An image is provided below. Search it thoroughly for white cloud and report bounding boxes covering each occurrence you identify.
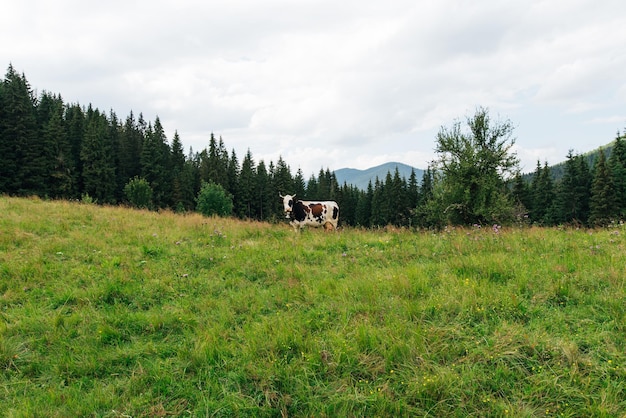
[3,0,626,177]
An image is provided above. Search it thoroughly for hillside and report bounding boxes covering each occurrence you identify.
[334,162,424,190]
[521,140,616,181]
[2,197,625,416]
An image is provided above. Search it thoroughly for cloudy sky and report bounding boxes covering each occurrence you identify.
[3,0,625,177]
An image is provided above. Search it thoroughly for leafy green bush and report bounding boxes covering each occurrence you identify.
[196,182,233,217]
[124,177,153,209]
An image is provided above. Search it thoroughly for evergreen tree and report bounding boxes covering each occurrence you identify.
[608,134,626,218]
[202,133,228,188]
[306,175,318,199]
[0,65,41,195]
[355,181,373,227]
[530,161,555,225]
[107,110,124,201]
[140,117,171,208]
[413,167,436,228]
[555,151,591,225]
[118,112,143,198]
[274,156,293,197]
[338,183,360,227]
[45,105,73,198]
[236,149,256,218]
[226,149,240,199]
[65,104,85,197]
[407,169,419,214]
[389,168,408,226]
[293,168,307,197]
[511,172,531,219]
[370,177,387,226]
[170,131,195,211]
[255,160,271,220]
[589,149,617,226]
[80,107,116,203]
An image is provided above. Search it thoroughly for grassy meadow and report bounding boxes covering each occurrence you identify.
[1,196,625,417]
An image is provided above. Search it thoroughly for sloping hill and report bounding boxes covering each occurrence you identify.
[334,162,424,190]
[521,140,617,181]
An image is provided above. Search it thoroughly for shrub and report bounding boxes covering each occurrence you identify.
[124,177,153,209]
[196,182,233,217]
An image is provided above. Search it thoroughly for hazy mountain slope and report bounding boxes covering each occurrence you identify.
[334,162,424,190]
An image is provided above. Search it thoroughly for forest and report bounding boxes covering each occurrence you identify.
[1,64,625,228]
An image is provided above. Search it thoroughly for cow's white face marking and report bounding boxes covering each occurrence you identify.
[281,194,295,213]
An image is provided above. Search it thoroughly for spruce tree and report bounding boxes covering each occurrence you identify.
[45,107,73,198]
[170,131,195,211]
[140,117,171,208]
[236,149,256,218]
[65,104,85,197]
[1,65,41,195]
[355,181,373,227]
[255,160,271,220]
[589,149,617,226]
[274,156,293,197]
[511,172,531,219]
[555,151,590,225]
[608,134,626,218]
[407,169,419,213]
[226,149,240,199]
[530,161,555,225]
[80,107,116,203]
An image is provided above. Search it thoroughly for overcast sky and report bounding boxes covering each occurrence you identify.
[3,0,625,177]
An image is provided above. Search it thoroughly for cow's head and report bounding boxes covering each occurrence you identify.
[279,193,295,217]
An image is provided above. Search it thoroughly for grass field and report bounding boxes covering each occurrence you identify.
[1,196,625,417]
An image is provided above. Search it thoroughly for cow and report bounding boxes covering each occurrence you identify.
[279,193,339,231]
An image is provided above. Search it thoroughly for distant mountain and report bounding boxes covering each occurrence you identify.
[521,140,617,182]
[334,162,424,190]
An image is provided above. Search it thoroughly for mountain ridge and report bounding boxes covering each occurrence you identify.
[334,162,424,190]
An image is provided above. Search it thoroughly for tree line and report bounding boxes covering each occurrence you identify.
[1,64,625,228]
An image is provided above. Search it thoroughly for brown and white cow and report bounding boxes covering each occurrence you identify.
[279,193,339,231]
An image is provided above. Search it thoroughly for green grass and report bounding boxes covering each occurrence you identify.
[1,196,625,417]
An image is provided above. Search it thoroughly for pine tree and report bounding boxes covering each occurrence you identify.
[293,168,307,198]
[255,160,270,220]
[140,117,171,208]
[370,177,387,226]
[306,175,318,199]
[118,112,143,197]
[608,134,626,218]
[407,169,419,213]
[530,161,555,225]
[511,172,531,218]
[80,107,116,203]
[0,65,41,195]
[589,149,617,226]
[274,156,293,197]
[236,149,256,218]
[226,149,240,198]
[170,131,195,211]
[555,151,591,225]
[45,106,73,198]
[355,181,373,227]
[65,104,85,197]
